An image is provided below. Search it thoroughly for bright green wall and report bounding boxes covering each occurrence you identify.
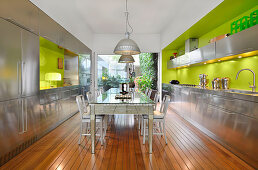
[163,52,258,90]
[164,0,258,50]
[162,50,177,83]
[199,5,258,48]
[40,37,64,90]
[162,5,258,91]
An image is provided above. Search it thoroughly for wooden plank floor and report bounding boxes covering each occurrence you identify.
[0,107,254,170]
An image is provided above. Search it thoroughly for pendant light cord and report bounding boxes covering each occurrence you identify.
[125,0,133,36]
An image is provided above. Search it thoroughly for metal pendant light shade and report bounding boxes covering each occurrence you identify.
[118,55,135,63]
[114,38,141,55]
[114,0,141,57]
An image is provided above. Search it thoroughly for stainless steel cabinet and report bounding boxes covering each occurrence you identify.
[0,0,39,34]
[180,54,190,65]
[181,88,191,118]
[59,29,78,53]
[59,29,71,49]
[200,42,216,60]
[39,87,79,130]
[167,25,258,69]
[39,10,62,45]
[23,96,41,136]
[167,57,180,69]
[0,99,20,158]
[59,29,91,54]
[38,11,91,54]
[0,19,21,101]
[164,84,258,167]
[0,97,40,161]
[0,0,88,165]
[21,30,40,97]
[0,19,39,101]
[189,49,203,64]
[202,102,258,165]
[216,25,258,58]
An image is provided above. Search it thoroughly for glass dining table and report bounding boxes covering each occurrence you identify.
[89,88,155,154]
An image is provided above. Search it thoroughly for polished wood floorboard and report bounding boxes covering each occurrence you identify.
[0,106,254,170]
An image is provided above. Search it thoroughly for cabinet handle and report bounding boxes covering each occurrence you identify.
[18,99,23,134]
[21,62,25,96]
[24,99,28,132]
[17,62,20,96]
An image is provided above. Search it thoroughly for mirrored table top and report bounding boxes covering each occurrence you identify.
[89,88,154,105]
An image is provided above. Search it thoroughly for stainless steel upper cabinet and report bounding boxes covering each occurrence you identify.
[38,10,62,45]
[59,28,91,55]
[21,30,39,97]
[189,49,203,64]
[179,53,190,65]
[0,0,39,35]
[216,25,258,58]
[0,19,21,101]
[59,29,72,50]
[200,42,216,61]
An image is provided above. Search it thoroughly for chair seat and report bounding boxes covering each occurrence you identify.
[82,106,104,119]
[82,113,104,119]
[143,110,164,119]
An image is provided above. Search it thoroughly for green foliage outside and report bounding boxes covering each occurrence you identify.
[101,70,127,90]
[135,53,158,92]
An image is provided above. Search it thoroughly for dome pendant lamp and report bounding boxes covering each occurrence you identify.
[114,0,141,56]
[118,55,135,63]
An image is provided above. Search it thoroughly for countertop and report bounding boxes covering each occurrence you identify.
[163,84,258,103]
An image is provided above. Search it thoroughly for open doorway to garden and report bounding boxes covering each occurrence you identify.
[97,53,158,92]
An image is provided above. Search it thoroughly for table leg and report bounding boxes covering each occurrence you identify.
[148,114,153,154]
[91,106,96,154]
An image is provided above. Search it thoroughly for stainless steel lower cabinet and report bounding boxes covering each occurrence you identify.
[0,86,80,166]
[163,83,258,168]
[0,97,40,165]
[39,86,80,132]
[0,99,20,160]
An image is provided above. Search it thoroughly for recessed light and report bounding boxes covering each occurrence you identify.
[238,56,242,58]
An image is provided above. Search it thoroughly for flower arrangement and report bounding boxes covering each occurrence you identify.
[134,75,152,92]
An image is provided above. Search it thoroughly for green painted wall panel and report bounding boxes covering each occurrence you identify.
[162,50,178,83]
[162,53,258,91]
[162,3,258,91]
[199,5,258,48]
[40,37,64,90]
[164,0,258,50]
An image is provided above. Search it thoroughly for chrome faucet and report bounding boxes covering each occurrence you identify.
[236,69,256,92]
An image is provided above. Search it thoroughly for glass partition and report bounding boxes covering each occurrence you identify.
[79,54,91,88]
[97,55,141,91]
[98,55,127,91]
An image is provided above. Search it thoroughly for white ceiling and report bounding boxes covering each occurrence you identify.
[30,0,223,49]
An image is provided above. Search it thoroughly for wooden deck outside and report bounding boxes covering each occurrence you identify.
[0,106,254,170]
